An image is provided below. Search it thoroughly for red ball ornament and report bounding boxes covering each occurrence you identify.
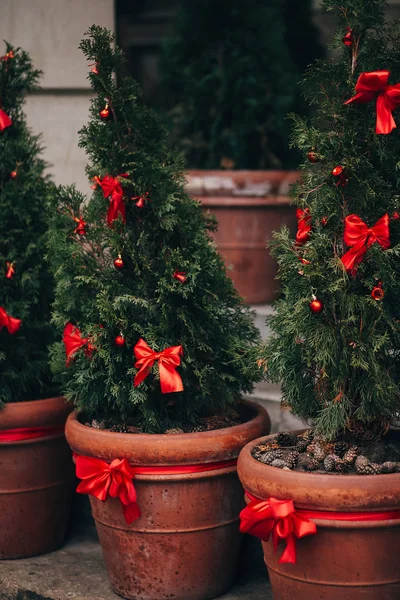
[99,104,111,120]
[310,296,324,313]
[371,286,384,301]
[332,165,343,177]
[10,170,17,179]
[114,254,124,270]
[5,261,15,279]
[321,216,328,226]
[115,333,125,347]
[307,151,318,163]
[74,216,87,236]
[173,270,187,283]
[393,211,400,220]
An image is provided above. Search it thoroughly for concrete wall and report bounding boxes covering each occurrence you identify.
[0,0,115,192]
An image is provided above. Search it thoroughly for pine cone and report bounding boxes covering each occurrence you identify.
[306,457,321,471]
[108,424,128,433]
[313,442,328,461]
[286,450,300,468]
[190,424,207,433]
[357,462,380,475]
[355,455,369,472]
[323,454,336,472]
[380,461,398,474]
[334,457,345,472]
[260,449,284,465]
[334,441,349,456]
[276,431,298,447]
[296,439,309,453]
[300,429,314,442]
[271,458,291,470]
[364,443,386,464]
[165,427,185,434]
[343,446,358,465]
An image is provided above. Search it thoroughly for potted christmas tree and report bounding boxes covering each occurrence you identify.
[238,1,400,598]
[0,44,73,559]
[159,0,299,304]
[48,27,270,600]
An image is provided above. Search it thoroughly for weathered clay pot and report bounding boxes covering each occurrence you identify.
[0,397,74,559]
[186,170,299,304]
[237,431,400,600]
[65,400,270,600]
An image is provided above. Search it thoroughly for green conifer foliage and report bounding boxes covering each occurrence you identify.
[0,44,55,404]
[159,0,297,170]
[262,0,400,441]
[47,27,260,433]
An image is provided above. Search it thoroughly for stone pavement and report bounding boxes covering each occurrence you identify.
[0,510,273,600]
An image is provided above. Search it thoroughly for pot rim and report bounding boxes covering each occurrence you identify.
[65,399,270,466]
[237,431,400,512]
[0,396,70,431]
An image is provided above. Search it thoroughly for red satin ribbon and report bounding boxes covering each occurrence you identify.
[345,70,400,134]
[296,208,311,244]
[0,306,21,334]
[133,338,184,394]
[341,213,390,273]
[0,425,65,443]
[100,174,129,224]
[240,494,317,564]
[63,323,94,365]
[0,109,12,131]
[74,453,237,524]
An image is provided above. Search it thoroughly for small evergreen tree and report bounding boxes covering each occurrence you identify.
[47,27,260,433]
[0,44,55,404]
[261,0,400,441]
[159,0,297,170]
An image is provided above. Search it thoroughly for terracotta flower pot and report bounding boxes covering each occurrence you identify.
[186,170,299,304]
[0,396,74,559]
[237,431,400,600]
[65,399,270,600]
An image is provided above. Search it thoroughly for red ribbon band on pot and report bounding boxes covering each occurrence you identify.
[73,453,237,525]
[241,491,400,564]
[0,425,65,443]
[345,70,400,134]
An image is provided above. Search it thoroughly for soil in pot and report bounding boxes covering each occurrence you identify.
[66,399,270,600]
[0,397,74,559]
[237,430,400,600]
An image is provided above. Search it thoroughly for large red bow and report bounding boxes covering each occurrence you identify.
[0,307,21,334]
[75,455,140,525]
[240,496,317,564]
[345,70,400,134]
[134,338,184,394]
[341,214,390,273]
[100,174,129,224]
[63,323,94,365]
[296,208,311,244]
[0,109,12,131]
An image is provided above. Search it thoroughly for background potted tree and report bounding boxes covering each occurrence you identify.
[0,44,73,559]
[48,26,270,600]
[238,0,400,598]
[159,0,300,304]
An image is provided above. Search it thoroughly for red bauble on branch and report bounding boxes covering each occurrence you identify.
[115,333,125,347]
[10,170,17,179]
[332,165,347,187]
[371,282,384,301]
[1,51,14,62]
[74,216,87,236]
[307,151,319,163]
[310,296,324,313]
[99,103,111,121]
[342,27,353,47]
[173,270,187,283]
[5,261,15,279]
[114,254,124,270]
[132,192,150,208]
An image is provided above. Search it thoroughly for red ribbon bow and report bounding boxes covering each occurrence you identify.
[296,208,312,244]
[134,338,184,394]
[1,51,14,61]
[63,323,94,365]
[240,496,317,564]
[100,174,129,224]
[75,455,141,525]
[0,307,21,334]
[341,213,390,273]
[345,70,400,134]
[0,109,12,131]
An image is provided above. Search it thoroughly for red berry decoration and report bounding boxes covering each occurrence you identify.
[115,333,125,347]
[99,103,111,120]
[343,27,353,47]
[307,151,318,163]
[114,254,124,270]
[10,170,17,179]
[310,296,324,313]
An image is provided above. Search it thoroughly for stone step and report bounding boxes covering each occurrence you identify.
[0,510,273,600]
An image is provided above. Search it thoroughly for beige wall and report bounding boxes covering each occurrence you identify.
[0,0,115,192]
